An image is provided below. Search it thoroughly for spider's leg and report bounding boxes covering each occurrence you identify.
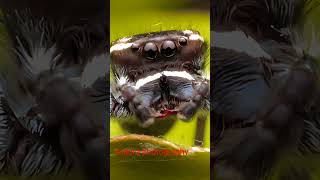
[120,82,161,127]
[177,78,209,121]
[214,63,317,179]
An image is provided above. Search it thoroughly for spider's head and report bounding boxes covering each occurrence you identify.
[111,30,207,81]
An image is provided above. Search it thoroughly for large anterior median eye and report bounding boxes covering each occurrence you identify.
[143,42,158,59]
[161,40,176,57]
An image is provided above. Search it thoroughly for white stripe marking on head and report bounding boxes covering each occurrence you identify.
[189,34,204,42]
[183,30,194,35]
[110,43,133,53]
[162,71,195,80]
[118,37,132,43]
[133,71,195,89]
[134,73,162,89]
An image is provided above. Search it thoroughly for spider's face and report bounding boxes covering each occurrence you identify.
[111,30,206,81]
[111,30,209,129]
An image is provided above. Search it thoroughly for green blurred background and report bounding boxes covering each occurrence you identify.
[110,0,210,147]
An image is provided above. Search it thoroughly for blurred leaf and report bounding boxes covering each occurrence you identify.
[110,134,210,180]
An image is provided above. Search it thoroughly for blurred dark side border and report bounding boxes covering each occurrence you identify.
[0,0,110,179]
[211,0,320,180]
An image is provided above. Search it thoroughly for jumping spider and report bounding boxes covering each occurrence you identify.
[111,30,209,130]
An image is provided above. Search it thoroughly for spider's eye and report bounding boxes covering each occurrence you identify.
[178,37,188,46]
[131,43,140,52]
[161,40,176,58]
[143,42,158,59]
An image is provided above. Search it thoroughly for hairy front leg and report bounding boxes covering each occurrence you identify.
[213,63,317,180]
[117,80,162,127]
[178,79,209,120]
[165,75,209,121]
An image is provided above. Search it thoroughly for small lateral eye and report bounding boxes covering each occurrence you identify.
[143,42,158,60]
[178,37,188,46]
[131,43,140,52]
[161,40,176,57]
